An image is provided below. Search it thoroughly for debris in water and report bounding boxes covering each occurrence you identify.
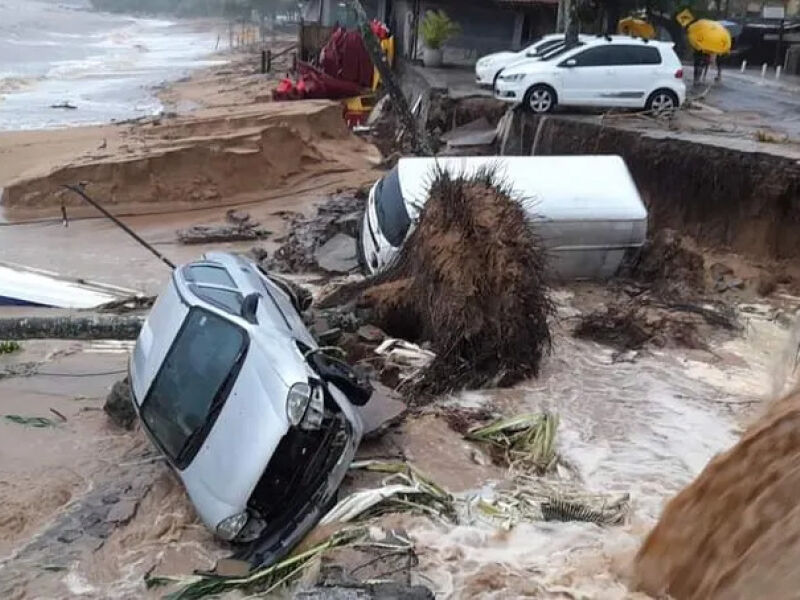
[322,461,457,525]
[541,498,627,525]
[149,528,364,600]
[4,414,60,428]
[177,210,270,244]
[0,340,21,354]
[574,296,741,352]
[468,474,630,529]
[465,413,559,474]
[441,406,496,436]
[348,169,554,395]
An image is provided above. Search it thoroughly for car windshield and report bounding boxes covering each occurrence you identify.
[140,308,247,467]
[540,42,582,61]
[374,166,411,247]
[527,38,564,56]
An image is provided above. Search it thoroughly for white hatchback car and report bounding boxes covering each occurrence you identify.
[494,37,685,114]
[475,34,590,87]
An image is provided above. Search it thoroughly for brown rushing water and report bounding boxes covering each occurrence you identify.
[0,295,796,599]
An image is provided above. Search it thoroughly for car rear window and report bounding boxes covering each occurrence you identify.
[140,308,246,467]
[186,264,235,287]
[183,262,243,316]
[374,166,411,247]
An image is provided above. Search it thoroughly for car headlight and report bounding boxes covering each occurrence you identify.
[499,73,525,82]
[287,382,311,426]
[216,511,249,540]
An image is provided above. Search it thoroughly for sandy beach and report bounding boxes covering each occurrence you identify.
[0,42,381,294]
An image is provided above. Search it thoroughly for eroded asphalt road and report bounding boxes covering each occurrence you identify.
[700,73,800,140]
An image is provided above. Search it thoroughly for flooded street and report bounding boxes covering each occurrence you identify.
[0,285,795,598]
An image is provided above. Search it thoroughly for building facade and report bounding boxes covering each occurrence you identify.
[303,0,558,63]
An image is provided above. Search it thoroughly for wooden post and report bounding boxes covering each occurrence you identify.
[267,49,272,72]
[261,50,267,73]
[292,51,298,73]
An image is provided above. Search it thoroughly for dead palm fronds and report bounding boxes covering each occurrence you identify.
[466,412,559,474]
[322,461,457,525]
[147,529,363,600]
[467,474,630,529]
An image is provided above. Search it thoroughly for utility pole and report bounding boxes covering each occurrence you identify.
[349,0,432,155]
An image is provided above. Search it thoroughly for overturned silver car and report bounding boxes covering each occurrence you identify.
[129,252,370,564]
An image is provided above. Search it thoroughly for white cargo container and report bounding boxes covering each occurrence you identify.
[359,155,647,280]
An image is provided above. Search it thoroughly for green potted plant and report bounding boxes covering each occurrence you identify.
[420,10,461,67]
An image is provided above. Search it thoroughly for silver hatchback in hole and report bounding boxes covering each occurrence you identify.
[129,251,370,566]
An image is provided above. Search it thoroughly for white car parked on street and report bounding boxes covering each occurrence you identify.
[475,34,590,87]
[494,37,685,114]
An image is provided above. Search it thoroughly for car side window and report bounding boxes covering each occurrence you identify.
[568,45,630,67]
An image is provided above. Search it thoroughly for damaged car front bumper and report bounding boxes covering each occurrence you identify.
[237,384,362,567]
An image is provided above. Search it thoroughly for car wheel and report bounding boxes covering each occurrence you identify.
[646,89,679,116]
[524,85,556,114]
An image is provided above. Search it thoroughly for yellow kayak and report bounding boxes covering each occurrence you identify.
[618,17,656,40]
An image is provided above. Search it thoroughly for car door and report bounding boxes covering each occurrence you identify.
[557,45,622,105]
[603,45,663,107]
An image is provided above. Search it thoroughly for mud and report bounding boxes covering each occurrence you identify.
[507,113,800,261]
[633,388,800,599]
[1,101,376,213]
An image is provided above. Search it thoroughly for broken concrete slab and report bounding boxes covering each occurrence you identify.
[355,382,406,437]
[440,116,497,149]
[315,234,359,274]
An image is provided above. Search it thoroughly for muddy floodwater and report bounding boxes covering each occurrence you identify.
[0,288,796,599]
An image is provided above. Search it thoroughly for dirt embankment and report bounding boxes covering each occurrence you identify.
[1,101,373,211]
[633,387,800,599]
[508,113,800,261]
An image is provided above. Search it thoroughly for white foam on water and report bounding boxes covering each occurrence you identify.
[0,1,220,130]
[411,293,800,597]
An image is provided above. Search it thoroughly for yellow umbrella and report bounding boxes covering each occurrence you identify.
[686,19,732,55]
[618,17,656,40]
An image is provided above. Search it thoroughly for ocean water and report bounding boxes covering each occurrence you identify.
[0,0,223,130]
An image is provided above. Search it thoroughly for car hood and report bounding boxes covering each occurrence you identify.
[502,57,555,76]
[478,51,519,66]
